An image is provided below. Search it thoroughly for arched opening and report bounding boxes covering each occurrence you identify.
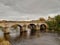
[9,24,23,39]
[28,24,36,36]
[40,24,46,32]
[16,24,23,36]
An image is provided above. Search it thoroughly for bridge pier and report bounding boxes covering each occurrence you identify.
[3,27,10,41]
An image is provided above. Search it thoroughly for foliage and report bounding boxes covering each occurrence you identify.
[0,26,3,30]
[54,15,60,34]
[46,20,56,31]
[55,15,60,24]
[46,15,60,34]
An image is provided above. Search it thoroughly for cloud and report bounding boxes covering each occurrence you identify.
[0,3,31,21]
[0,0,60,20]
[0,0,60,14]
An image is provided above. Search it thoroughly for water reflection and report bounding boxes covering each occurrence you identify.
[0,28,60,45]
[9,26,20,38]
[9,32,60,45]
[9,28,41,42]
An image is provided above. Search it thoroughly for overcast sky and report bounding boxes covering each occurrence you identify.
[0,0,60,21]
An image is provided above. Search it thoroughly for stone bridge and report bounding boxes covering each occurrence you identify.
[0,20,49,40]
[0,20,48,32]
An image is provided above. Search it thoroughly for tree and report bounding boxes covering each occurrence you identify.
[54,15,60,34]
[46,20,56,32]
[46,16,57,32]
[55,15,60,24]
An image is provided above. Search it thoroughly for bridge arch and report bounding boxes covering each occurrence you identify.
[28,24,36,29]
[40,24,47,32]
[9,24,23,38]
[28,24,36,36]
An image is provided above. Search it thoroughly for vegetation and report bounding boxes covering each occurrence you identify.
[46,15,60,34]
[54,15,60,34]
[46,20,56,32]
[0,26,3,30]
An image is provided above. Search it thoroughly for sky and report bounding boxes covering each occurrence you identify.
[0,0,60,21]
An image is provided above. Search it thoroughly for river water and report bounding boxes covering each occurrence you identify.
[0,29,60,45]
[10,32,60,45]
